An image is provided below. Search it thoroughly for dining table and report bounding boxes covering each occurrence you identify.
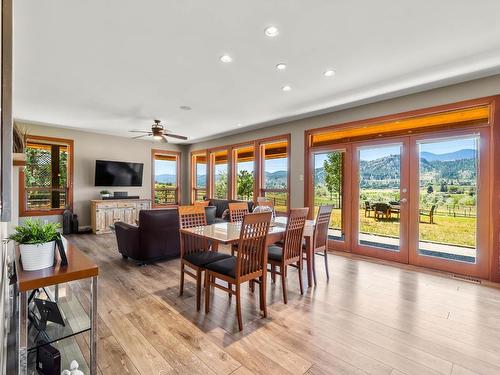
[179,216,317,287]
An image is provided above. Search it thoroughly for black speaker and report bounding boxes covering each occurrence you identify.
[36,344,61,375]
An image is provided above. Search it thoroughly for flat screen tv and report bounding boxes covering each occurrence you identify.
[94,160,144,187]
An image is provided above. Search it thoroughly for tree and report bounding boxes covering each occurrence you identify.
[427,185,434,194]
[440,181,448,192]
[323,152,342,206]
[237,170,254,200]
[214,170,228,198]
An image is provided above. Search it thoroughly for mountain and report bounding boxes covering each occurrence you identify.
[313,149,476,189]
[420,149,475,161]
[264,170,287,188]
[155,174,177,184]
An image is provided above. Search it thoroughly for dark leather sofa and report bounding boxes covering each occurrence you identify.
[115,208,180,263]
[205,199,254,223]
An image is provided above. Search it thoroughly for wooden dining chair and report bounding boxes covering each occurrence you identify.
[228,202,249,256]
[194,200,210,207]
[228,202,249,222]
[178,205,231,311]
[267,208,309,304]
[306,205,333,285]
[204,211,272,331]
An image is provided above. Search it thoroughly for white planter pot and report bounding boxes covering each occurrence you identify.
[19,241,55,271]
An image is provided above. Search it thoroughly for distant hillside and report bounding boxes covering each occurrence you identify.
[314,149,476,189]
[155,174,176,184]
[420,149,475,161]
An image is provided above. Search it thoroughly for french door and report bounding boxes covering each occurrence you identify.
[352,137,410,263]
[311,128,490,278]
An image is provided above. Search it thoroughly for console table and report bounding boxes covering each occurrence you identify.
[90,198,151,234]
[15,239,99,375]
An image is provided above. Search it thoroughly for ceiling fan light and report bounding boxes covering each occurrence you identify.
[153,135,162,140]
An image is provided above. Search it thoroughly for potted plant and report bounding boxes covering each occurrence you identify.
[8,219,61,271]
[100,190,111,198]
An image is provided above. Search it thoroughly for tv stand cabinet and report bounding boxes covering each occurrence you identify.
[90,198,151,234]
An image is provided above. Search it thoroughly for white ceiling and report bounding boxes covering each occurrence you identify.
[13,0,500,144]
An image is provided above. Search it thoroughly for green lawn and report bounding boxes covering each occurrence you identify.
[313,206,476,248]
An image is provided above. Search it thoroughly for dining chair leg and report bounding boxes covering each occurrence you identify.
[228,282,232,301]
[324,249,330,280]
[179,262,185,296]
[236,285,243,331]
[260,275,267,318]
[204,271,211,314]
[196,269,202,311]
[297,260,304,295]
[281,265,288,304]
[312,251,318,286]
[271,264,276,283]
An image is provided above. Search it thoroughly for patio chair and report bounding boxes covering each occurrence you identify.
[364,201,374,217]
[373,203,391,220]
[420,205,436,224]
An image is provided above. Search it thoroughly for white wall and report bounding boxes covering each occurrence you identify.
[16,122,187,226]
[187,74,500,208]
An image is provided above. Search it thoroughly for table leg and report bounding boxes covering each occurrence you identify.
[90,276,98,375]
[18,290,28,375]
[54,283,59,302]
[305,237,313,288]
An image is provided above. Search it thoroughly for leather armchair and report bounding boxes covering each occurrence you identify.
[114,208,180,263]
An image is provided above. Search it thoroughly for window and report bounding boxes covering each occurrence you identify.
[20,136,73,216]
[233,145,255,201]
[194,135,290,208]
[191,151,207,202]
[259,138,289,213]
[210,149,229,199]
[152,149,180,206]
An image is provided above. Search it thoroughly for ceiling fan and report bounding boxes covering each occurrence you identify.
[129,120,188,142]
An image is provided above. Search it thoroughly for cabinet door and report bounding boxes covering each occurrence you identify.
[95,209,107,232]
[123,208,134,224]
[105,209,115,228]
[113,208,125,222]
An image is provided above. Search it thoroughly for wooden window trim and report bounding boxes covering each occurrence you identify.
[257,134,291,215]
[193,134,291,210]
[19,135,74,217]
[190,149,209,204]
[151,149,181,207]
[303,95,500,283]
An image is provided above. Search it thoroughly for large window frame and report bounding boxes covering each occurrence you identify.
[151,149,181,207]
[192,134,290,214]
[191,150,208,202]
[304,95,500,282]
[19,135,74,217]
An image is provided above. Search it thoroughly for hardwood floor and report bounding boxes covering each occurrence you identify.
[66,233,500,375]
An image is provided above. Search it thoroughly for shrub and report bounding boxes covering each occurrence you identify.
[8,219,61,245]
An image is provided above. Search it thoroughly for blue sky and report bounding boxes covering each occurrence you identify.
[314,137,477,166]
[155,160,177,176]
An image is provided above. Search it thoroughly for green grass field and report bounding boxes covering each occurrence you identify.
[313,206,476,248]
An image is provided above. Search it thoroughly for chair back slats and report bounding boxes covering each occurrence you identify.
[314,205,333,250]
[228,202,249,222]
[283,208,309,261]
[178,205,209,256]
[236,211,272,278]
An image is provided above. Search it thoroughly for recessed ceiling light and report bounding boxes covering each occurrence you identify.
[276,63,287,70]
[324,69,336,77]
[179,105,192,110]
[264,26,279,37]
[237,123,243,127]
[220,54,233,63]
[282,85,292,92]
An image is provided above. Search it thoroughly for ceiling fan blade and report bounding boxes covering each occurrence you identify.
[132,134,151,139]
[129,130,150,133]
[161,135,169,143]
[164,133,188,140]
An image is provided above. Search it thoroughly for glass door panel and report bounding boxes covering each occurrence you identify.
[358,144,402,251]
[417,136,478,263]
[313,151,345,241]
